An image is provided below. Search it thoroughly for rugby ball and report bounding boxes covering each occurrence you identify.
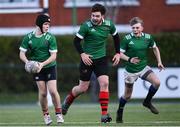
[25,61,40,73]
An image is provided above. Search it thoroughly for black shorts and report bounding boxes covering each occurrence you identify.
[33,65,57,81]
[79,56,108,81]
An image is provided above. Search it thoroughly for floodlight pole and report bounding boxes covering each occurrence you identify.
[72,0,77,33]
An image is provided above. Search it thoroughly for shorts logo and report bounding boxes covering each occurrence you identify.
[82,69,88,73]
[48,74,51,79]
[35,76,39,80]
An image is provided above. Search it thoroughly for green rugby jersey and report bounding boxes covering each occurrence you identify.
[76,19,117,59]
[19,31,57,68]
[120,33,156,73]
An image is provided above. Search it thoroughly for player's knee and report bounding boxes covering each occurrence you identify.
[79,83,89,92]
[49,91,58,98]
[124,95,131,100]
[154,79,160,88]
[40,92,47,98]
[99,80,109,89]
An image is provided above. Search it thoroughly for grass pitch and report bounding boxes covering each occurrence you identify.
[0,102,180,126]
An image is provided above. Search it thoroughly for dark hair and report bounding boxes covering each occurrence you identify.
[129,17,143,26]
[36,14,50,26]
[35,14,50,32]
[91,3,106,15]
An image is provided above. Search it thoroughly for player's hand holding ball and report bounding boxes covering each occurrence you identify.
[36,62,44,73]
[25,61,40,73]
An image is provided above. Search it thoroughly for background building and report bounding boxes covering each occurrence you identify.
[0,0,180,35]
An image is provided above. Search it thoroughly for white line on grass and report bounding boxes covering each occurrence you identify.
[0,120,180,126]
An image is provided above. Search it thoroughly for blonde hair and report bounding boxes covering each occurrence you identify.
[129,17,143,26]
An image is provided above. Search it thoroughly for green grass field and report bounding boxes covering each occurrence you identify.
[0,102,180,126]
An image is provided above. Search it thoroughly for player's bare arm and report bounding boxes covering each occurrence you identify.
[37,52,57,72]
[120,52,140,64]
[19,50,28,63]
[152,47,165,71]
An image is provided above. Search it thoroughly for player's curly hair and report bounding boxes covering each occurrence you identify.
[129,17,144,26]
[91,3,106,15]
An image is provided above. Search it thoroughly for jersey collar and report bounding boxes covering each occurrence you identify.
[33,29,47,38]
[90,18,105,26]
[131,32,144,37]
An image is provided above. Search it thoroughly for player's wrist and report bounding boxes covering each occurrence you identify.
[80,52,86,56]
[158,61,162,64]
[25,60,29,64]
[128,57,132,63]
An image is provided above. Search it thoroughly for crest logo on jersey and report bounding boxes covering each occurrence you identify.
[27,40,33,49]
[28,40,33,46]
[44,41,49,46]
[144,39,148,43]
[129,41,134,45]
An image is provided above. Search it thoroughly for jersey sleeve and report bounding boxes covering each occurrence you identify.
[149,35,157,48]
[110,20,117,36]
[19,35,29,52]
[76,23,88,39]
[49,35,58,53]
[120,37,128,53]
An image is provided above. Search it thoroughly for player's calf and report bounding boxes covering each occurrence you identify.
[62,102,70,115]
